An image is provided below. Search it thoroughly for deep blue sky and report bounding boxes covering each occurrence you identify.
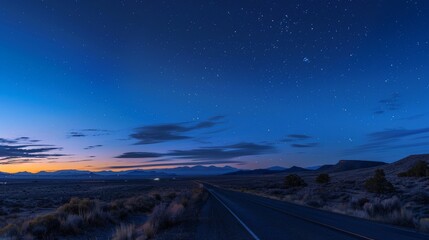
[1,0,429,172]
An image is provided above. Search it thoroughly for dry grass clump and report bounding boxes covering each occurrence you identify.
[0,195,159,239]
[109,195,157,220]
[142,197,187,238]
[141,185,205,239]
[361,196,414,226]
[112,224,144,240]
[419,218,429,232]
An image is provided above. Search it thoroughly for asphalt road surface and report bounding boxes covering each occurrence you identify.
[198,183,429,240]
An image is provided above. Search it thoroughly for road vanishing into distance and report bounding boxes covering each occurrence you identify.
[197,183,429,240]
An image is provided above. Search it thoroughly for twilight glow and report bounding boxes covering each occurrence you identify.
[1,1,429,173]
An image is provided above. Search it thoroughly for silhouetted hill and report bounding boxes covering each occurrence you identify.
[226,166,309,175]
[382,154,429,175]
[160,165,238,175]
[267,166,287,171]
[319,160,386,173]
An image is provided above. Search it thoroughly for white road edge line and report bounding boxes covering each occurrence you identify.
[207,188,261,240]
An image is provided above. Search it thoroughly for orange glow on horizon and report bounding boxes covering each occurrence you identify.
[0,160,239,173]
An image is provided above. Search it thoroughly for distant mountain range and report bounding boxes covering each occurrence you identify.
[317,160,386,173]
[3,155,424,179]
[0,165,239,179]
[225,166,309,175]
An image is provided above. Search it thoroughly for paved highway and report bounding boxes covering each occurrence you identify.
[198,183,429,240]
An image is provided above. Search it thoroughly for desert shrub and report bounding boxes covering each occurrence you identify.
[59,214,84,234]
[58,198,111,226]
[142,200,186,238]
[112,224,138,240]
[124,196,156,213]
[284,174,307,188]
[419,218,429,232]
[142,203,168,238]
[364,169,395,194]
[350,197,369,210]
[316,173,330,184]
[398,161,429,177]
[363,196,414,226]
[142,186,205,238]
[26,214,61,238]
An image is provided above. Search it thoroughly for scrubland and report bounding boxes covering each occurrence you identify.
[0,179,206,239]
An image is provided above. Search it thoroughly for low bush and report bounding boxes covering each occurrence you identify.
[364,169,395,194]
[284,174,307,189]
[398,161,429,177]
[316,173,330,184]
[112,224,139,240]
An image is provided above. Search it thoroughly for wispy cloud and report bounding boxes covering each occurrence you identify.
[130,116,225,145]
[368,127,429,141]
[0,145,65,164]
[291,143,318,148]
[347,126,429,154]
[116,142,275,161]
[107,160,243,169]
[0,137,66,165]
[84,145,103,150]
[67,129,110,138]
[280,134,318,148]
[373,93,400,115]
[281,134,312,142]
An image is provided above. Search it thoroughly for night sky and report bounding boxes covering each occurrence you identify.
[1,1,429,173]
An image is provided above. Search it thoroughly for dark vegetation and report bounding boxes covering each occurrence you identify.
[364,169,395,194]
[284,174,307,188]
[398,161,429,177]
[316,173,330,184]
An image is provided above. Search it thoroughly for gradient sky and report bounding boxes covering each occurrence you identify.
[1,0,429,173]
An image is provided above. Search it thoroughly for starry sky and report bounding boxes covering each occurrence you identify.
[1,0,429,173]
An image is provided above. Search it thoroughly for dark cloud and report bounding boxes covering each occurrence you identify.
[0,138,17,144]
[116,142,275,161]
[291,143,318,148]
[130,116,225,144]
[281,134,312,142]
[84,145,103,150]
[107,160,243,169]
[68,129,110,138]
[373,93,400,114]
[0,144,66,164]
[288,134,312,139]
[0,137,40,144]
[67,159,93,163]
[116,152,164,158]
[68,132,86,137]
[347,126,429,154]
[368,127,429,141]
[347,141,429,154]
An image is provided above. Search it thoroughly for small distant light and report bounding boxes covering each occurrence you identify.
[153,178,160,181]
